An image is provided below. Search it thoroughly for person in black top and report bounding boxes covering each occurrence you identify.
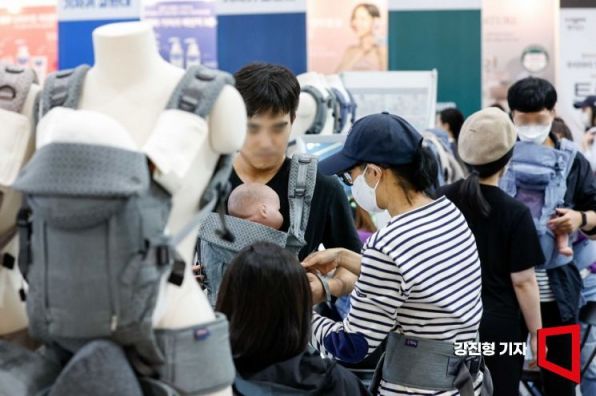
[217,242,369,395]
[224,63,362,260]
[438,108,544,396]
[507,78,596,396]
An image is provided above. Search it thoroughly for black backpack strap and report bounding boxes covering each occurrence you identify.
[0,62,38,113]
[39,65,90,118]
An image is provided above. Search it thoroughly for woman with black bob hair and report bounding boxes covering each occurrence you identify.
[438,108,543,396]
[215,241,368,395]
[303,112,490,395]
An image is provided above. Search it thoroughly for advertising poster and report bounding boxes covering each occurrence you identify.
[307,0,388,74]
[481,0,557,108]
[559,0,596,141]
[144,0,217,69]
[0,4,57,81]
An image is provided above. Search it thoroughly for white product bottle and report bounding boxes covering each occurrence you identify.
[168,37,184,68]
[184,38,201,68]
[15,41,30,68]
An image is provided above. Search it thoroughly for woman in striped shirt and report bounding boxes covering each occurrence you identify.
[303,112,489,395]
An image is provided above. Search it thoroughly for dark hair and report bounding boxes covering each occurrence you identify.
[215,242,312,374]
[439,108,465,140]
[234,63,301,121]
[352,3,381,19]
[458,149,514,218]
[507,77,557,113]
[488,103,505,112]
[552,117,573,141]
[385,145,439,203]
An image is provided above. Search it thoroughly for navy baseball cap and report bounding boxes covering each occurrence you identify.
[319,112,423,176]
[574,95,596,109]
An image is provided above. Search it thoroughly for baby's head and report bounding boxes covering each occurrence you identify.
[228,183,284,230]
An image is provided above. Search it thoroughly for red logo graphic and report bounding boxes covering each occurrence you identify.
[537,324,581,384]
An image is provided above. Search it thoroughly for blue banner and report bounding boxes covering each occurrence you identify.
[217,12,306,74]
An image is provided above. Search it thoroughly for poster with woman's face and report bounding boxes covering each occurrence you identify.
[307,0,388,74]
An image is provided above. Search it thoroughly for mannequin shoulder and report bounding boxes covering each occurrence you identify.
[208,85,247,153]
[211,85,245,113]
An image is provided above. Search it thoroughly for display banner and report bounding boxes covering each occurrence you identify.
[216,0,306,74]
[58,0,142,69]
[144,0,217,69]
[559,0,596,141]
[481,0,558,109]
[307,0,388,74]
[388,0,481,117]
[0,4,57,81]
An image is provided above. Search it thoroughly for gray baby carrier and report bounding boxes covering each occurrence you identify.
[197,155,317,306]
[7,65,236,395]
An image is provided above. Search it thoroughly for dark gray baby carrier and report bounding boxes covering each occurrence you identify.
[4,65,236,396]
[197,155,317,306]
[370,333,493,396]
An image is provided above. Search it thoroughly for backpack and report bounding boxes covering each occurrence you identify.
[9,64,236,394]
[499,139,578,270]
[197,154,317,306]
[422,128,466,186]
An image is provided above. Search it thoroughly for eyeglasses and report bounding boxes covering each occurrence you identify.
[339,172,354,186]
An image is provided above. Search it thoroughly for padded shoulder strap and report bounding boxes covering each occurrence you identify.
[39,65,90,118]
[559,138,579,178]
[287,154,317,248]
[166,65,234,118]
[0,63,38,113]
[301,85,328,135]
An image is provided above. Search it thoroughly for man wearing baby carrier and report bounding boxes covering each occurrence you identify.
[194,63,362,305]
[502,77,596,396]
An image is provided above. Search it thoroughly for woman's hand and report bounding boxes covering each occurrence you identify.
[302,248,362,276]
[306,273,326,305]
[302,248,344,275]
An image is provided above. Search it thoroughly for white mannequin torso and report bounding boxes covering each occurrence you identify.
[69,21,244,396]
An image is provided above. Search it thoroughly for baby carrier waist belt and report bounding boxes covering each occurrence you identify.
[373,333,493,396]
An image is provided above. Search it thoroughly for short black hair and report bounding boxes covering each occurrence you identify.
[234,63,300,121]
[215,242,312,374]
[507,77,557,113]
[439,108,464,140]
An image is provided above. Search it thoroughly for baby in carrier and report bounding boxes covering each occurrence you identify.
[227,183,284,230]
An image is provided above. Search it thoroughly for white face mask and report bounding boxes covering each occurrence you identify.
[516,122,552,144]
[351,165,383,214]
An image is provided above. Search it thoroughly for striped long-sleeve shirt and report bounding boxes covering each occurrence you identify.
[312,197,484,395]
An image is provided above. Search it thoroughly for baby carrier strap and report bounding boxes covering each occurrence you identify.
[0,62,38,114]
[39,65,89,117]
[559,138,579,183]
[286,154,317,252]
[167,66,237,247]
[301,85,329,135]
[165,65,234,119]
